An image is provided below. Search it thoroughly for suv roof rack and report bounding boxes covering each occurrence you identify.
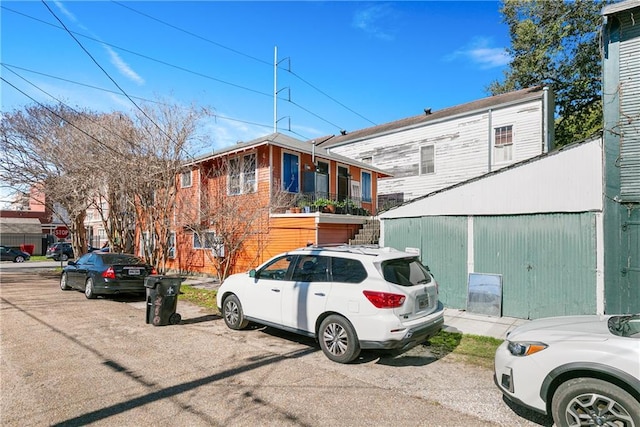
[297,244,402,256]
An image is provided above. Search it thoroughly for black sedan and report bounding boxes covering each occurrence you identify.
[0,245,31,263]
[60,252,156,299]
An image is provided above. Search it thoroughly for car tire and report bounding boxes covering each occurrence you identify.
[61,254,69,261]
[552,377,640,427]
[14,256,25,263]
[60,273,71,290]
[318,315,361,363]
[222,295,249,330]
[84,278,96,299]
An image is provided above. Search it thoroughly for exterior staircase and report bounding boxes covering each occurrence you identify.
[349,218,380,245]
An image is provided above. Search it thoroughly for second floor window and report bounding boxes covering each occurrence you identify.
[420,145,435,175]
[181,171,192,188]
[228,153,257,195]
[361,171,372,202]
[494,125,513,162]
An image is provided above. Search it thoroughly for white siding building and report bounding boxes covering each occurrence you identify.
[317,86,554,206]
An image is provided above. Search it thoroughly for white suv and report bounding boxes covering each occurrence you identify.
[494,314,640,426]
[216,245,444,363]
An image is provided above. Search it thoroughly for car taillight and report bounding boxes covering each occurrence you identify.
[151,267,157,274]
[102,267,116,279]
[363,291,406,308]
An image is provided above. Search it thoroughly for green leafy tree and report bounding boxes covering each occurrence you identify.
[489,0,610,146]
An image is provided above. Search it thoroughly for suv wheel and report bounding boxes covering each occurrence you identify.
[319,315,361,363]
[552,377,640,427]
[61,253,69,261]
[222,295,249,330]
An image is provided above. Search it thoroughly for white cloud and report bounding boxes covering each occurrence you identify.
[445,37,511,69]
[352,4,397,41]
[104,46,145,86]
[54,1,145,85]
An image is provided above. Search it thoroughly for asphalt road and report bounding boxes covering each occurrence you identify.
[0,269,551,426]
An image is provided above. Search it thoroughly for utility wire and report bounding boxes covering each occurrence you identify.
[1,76,128,159]
[40,0,180,146]
[112,1,272,67]
[2,63,139,151]
[1,63,276,132]
[109,1,376,127]
[4,3,354,137]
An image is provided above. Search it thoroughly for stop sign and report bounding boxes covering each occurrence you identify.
[53,226,69,239]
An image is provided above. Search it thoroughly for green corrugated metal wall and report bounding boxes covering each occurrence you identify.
[383,216,468,308]
[474,214,597,319]
[382,212,598,319]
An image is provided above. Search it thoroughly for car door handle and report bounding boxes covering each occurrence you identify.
[314,292,326,297]
[271,288,281,293]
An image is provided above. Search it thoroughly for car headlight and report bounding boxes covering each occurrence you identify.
[507,341,548,356]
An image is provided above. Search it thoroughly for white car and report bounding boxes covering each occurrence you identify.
[216,245,444,363]
[494,314,640,427]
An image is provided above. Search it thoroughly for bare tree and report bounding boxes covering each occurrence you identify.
[0,103,104,255]
[127,100,213,272]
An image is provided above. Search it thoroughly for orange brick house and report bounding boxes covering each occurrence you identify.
[166,132,391,278]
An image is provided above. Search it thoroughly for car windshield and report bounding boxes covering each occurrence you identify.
[381,257,431,287]
[608,314,640,338]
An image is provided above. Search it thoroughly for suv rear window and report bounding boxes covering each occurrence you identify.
[331,257,367,283]
[382,258,432,287]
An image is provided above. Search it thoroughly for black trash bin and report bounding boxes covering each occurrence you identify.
[145,275,184,326]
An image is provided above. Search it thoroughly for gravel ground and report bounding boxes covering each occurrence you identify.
[1,270,551,426]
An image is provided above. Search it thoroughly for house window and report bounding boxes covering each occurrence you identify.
[181,170,192,188]
[228,153,256,195]
[242,153,257,193]
[494,125,513,162]
[283,152,299,193]
[193,230,224,257]
[168,231,176,259]
[361,171,372,202]
[420,145,435,175]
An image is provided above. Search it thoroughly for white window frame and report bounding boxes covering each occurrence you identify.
[180,170,193,188]
[494,125,514,163]
[420,144,435,175]
[193,230,225,258]
[228,152,257,195]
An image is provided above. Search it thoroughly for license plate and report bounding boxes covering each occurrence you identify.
[127,268,140,275]
[418,296,429,310]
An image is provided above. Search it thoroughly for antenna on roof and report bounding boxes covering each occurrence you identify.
[424,108,432,115]
[340,130,347,135]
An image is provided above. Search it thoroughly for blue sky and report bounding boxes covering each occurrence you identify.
[1,1,510,153]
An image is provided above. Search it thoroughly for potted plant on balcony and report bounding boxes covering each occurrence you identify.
[298,199,312,213]
[313,198,335,213]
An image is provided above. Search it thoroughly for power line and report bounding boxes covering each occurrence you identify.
[40,0,180,147]
[1,63,276,133]
[4,3,360,137]
[109,1,376,127]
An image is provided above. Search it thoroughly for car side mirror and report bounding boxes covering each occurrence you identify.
[68,260,76,266]
[249,269,256,278]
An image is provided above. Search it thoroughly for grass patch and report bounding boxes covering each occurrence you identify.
[30,256,48,262]
[175,285,503,367]
[179,285,218,312]
[429,330,503,368]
